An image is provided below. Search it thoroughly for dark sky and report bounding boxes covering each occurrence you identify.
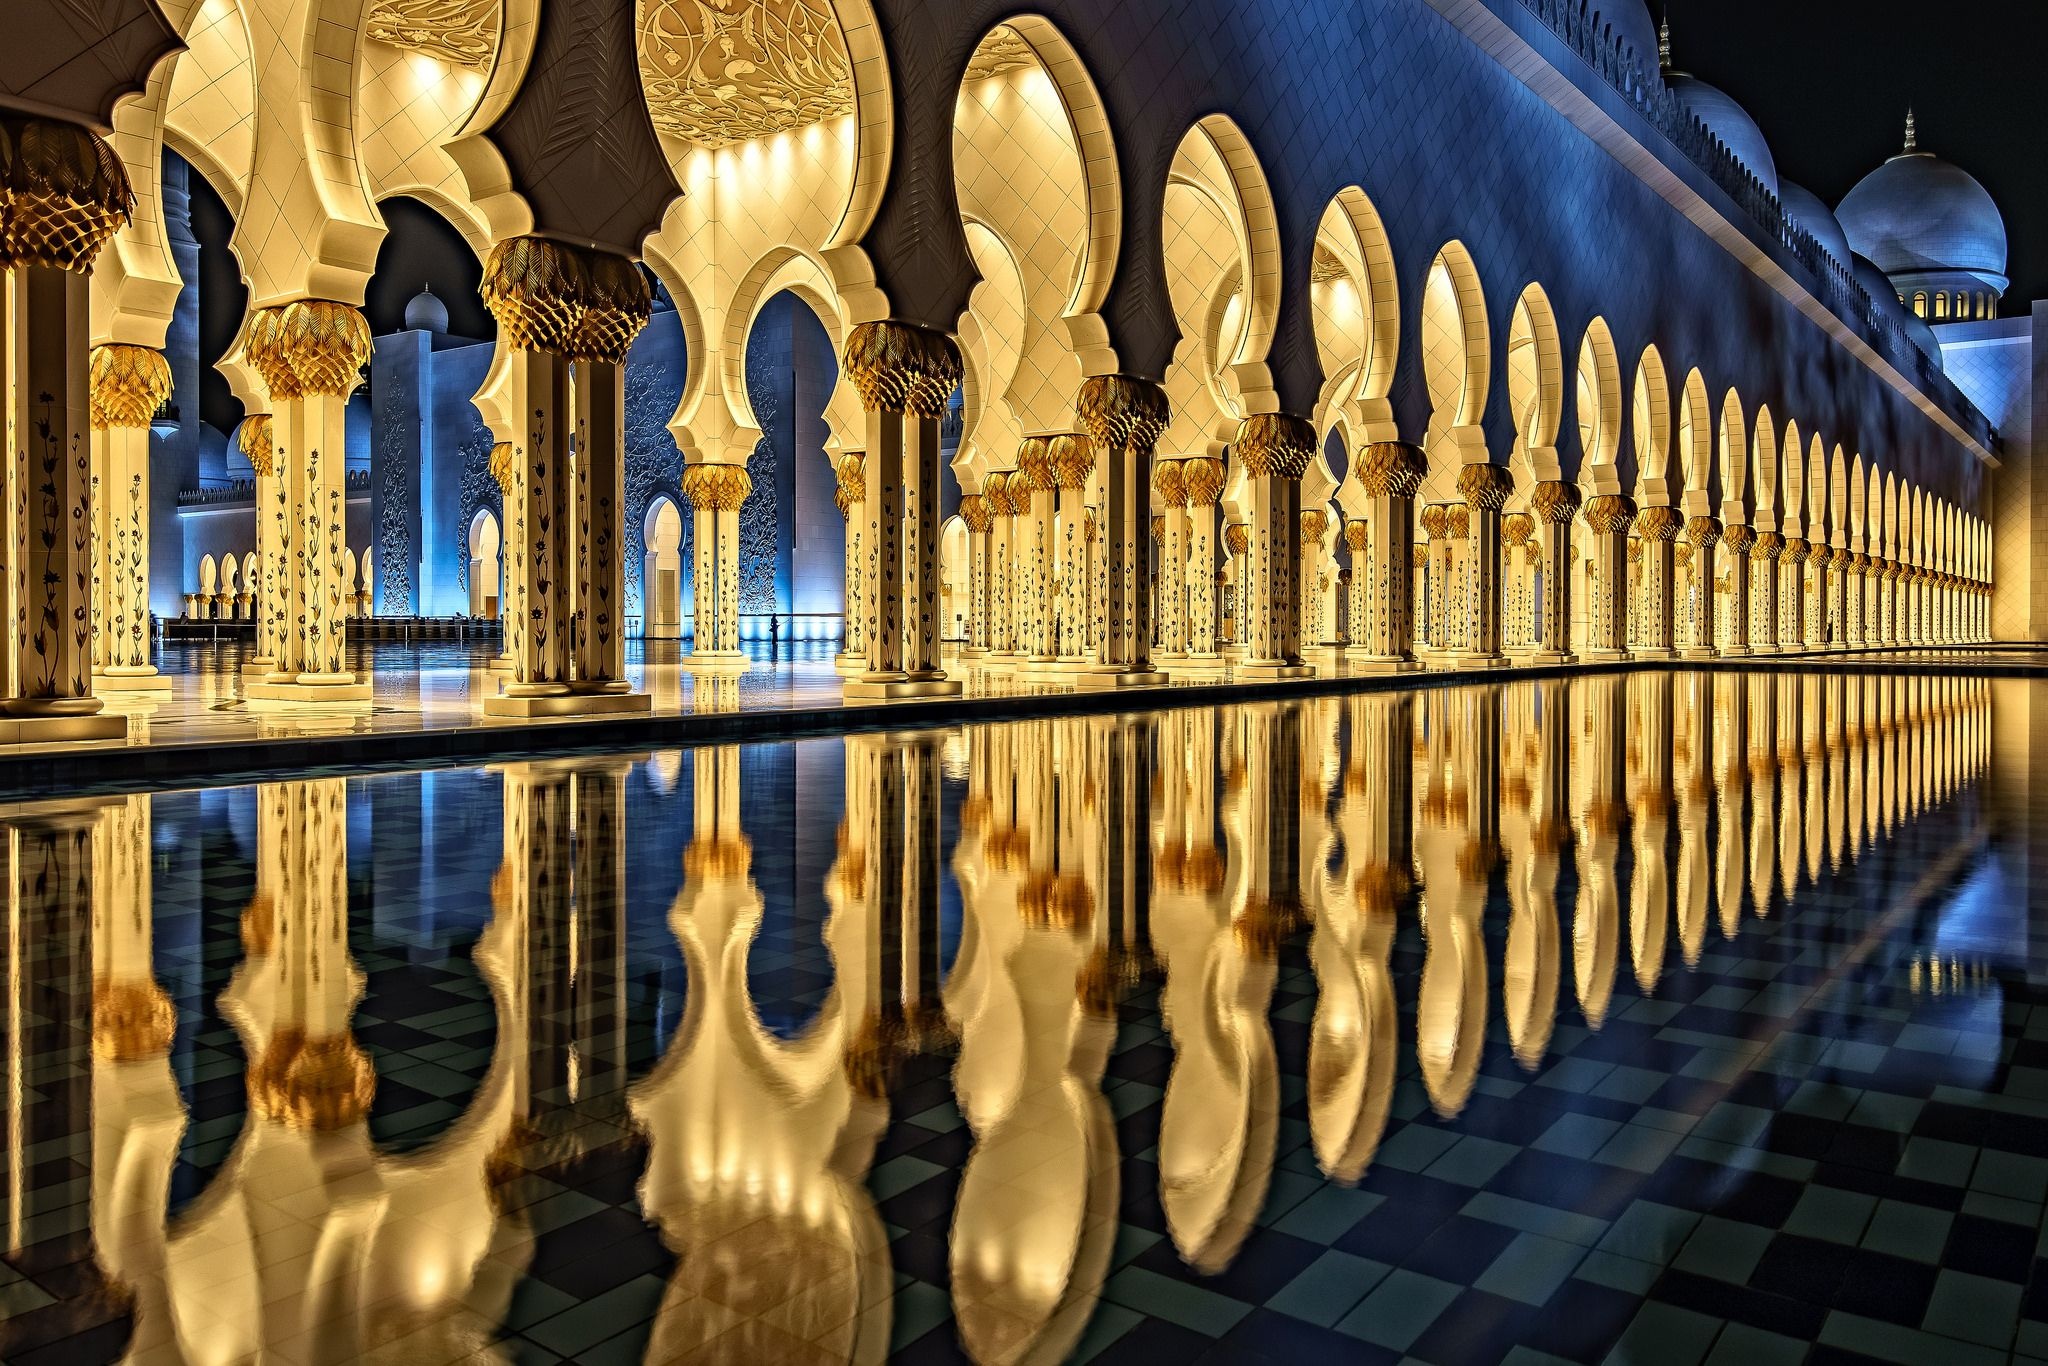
[1667,0,2048,311]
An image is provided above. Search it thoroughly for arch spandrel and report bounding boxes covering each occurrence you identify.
[1676,369,1713,515]
[1750,405,1778,527]
[1629,346,1671,507]
[1505,284,1563,488]
[1777,421,1803,533]
[1418,243,1491,500]
[1717,390,1748,524]
[1572,317,1622,497]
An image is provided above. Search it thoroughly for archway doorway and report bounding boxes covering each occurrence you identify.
[468,509,501,618]
[645,496,684,638]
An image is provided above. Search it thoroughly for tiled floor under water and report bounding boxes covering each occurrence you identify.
[3,670,2042,1364]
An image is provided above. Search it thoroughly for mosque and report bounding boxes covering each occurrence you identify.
[0,0,2036,740]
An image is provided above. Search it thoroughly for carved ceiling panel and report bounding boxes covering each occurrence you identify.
[963,26,1034,83]
[5,0,181,132]
[365,0,499,69]
[640,0,853,150]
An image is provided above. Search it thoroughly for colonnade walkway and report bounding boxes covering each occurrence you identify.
[12,638,2044,793]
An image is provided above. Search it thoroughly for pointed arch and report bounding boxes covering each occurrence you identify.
[1676,369,1712,514]
[1311,187,1400,441]
[1420,242,1490,469]
[1717,389,1747,521]
[1505,284,1564,484]
[1630,345,1672,504]
[1778,420,1803,532]
[1574,317,1622,494]
[1849,455,1868,551]
[1187,114,1281,410]
[1829,446,1849,545]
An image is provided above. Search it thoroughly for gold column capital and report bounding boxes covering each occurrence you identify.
[1016,436,1054,491]
[238,414,277,478]
[1636,505,1684,544]
[1183,456,1226,506]
[982,469,1013,516]
[1445,503,1470,540]
[959,493,992,533]
[488,440,514,495]
[1224,522,1251,556]
[481,236,651,362]
[1503,512,1535,546]
[1153,457,1188,507]
[0,115,132,271]
[1581,493,1638,533]
[1754,530,1785,560]
[681,461,753,511]
[1721,523,1756,555]
[1455,461,1514,511]
[1049,433,1094,489]
[1345,519,1370,551]
[1300,507,1329,545]
[837,451,867,503]
[246,299,372,399]
[1357,440,1427,497]
[1782,536,1811,564]
[88,343,172,429]
[1530,479,1582,525]
[843,320,962,416]
[1079,374,1170,456]
[1234,411,1315,479]
[1685,515,1723,548]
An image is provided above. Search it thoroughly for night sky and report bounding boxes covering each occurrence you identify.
[188,0,2045,431]
[1670,0,2048,308]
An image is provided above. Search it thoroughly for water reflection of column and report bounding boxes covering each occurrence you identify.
[1627,674,1672,992]
[1416,688,1492,1115]
[1158,704,1287,1272]
[1775,676,1804,896]
[1312,694,1407,1179]
[1712,674,1749,940]
[634,742,891,1363]
[1673,675,1712,966]
[1800,674,1827,885]
[87,794,187,1357]
[1501,682,1564,1071]
[4,803,114,1317]
[1825,676,1849,870]
[1574,676,1625,1026]
[946,711,1120,1363]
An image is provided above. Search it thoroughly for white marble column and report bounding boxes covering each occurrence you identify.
[1348,441,1427,672]
[1232,414,1316,679]
[1182,458,1225,665]
[682,461,749,664]
[1581,494,1636,658]
[88,344,173,692]
[1077,376,1170,687]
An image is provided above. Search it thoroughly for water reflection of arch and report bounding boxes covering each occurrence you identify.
[633,739,893,1363]
[1414,686,1492,1116]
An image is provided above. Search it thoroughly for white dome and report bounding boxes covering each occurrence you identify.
[403,287,449,334]
[1668,73,1779,198]
[1778,181,1851,270]
[1838,151,2007,289]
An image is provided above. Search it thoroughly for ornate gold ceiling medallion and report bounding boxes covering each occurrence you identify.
[365,0,499,68]
[641,0,854,150]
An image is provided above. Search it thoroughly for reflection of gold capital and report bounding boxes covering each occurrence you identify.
[1584,800,1627,837]
[1018,872,1094,931]
[1353,861,1409,912]
[93,978,176,1060]
[1234,895,1306,958]
[240,890,276,954]
[1530,818,1573,854]
[1455,838,1496,885]
[684,835,753,881]
[249,1029,376,1131]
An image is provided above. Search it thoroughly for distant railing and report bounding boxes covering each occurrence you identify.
[1513,0,1998,453]
[179,467,373,506]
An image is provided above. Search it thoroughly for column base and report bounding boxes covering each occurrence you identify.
[1581,648,1632,662]
[0,712,127,744]
[957,647,987,660]
[246,678,375,704]
[834,651,863,676]
[1074,669,1169,690]
[1345,654,1424,674]
[1680,647,1720,661]
[684,650,749,673]
[1518,650,1579,667]
[484,690,653,718]
[1235,661,1316,681]
[1170,653,1229,675]
[1720,645,1750,657]
[1631,648,1678,662]
[93,668,174,694]
[1450,652,1514,671]
[981,651,1026,668]
[240,657,279,680]
[487,654,514,672]
[843,676,965,701]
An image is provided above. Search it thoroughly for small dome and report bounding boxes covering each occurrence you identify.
[1851,253,1945,373]
[1838,147,2007,288]
[1594,2,1659,72]
[1667,73,1779,197]
[403,286,449,334]
[1778,181,1851,270]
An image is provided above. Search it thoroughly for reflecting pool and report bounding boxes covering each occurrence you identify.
[2,672,2037,1364]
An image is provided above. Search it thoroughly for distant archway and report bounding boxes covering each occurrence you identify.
[467,508,501,618]
[644,496,685,637]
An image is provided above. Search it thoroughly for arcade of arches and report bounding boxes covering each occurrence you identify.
[0,0,2021,744]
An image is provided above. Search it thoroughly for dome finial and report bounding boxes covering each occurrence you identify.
[1657,12,1671,71]
[1904,106,1917,153]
